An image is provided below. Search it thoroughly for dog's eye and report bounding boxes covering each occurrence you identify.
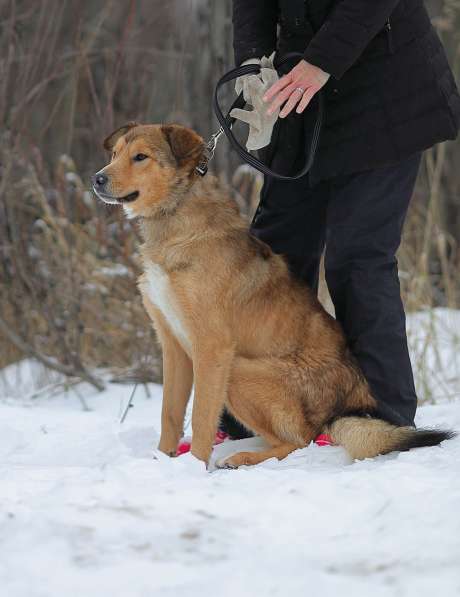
[133,153,148,162]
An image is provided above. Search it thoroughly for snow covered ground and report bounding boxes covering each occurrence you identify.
[1,308,460,597]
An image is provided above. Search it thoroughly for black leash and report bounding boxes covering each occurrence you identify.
[196,53,323,180]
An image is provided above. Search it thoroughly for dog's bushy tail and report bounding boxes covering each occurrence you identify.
[325,416,456,460]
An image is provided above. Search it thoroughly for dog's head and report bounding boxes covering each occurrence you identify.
[91,123,205,218]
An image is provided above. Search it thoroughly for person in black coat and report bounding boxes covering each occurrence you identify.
[220,0,460,438]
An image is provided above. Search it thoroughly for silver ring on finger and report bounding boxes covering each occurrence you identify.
[294,87,305,95]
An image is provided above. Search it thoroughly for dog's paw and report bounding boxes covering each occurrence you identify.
[215,451,259,469]
[158,448,178,458]
[191,445,212,465]
[158,441,180,457]
[215,457,238,469]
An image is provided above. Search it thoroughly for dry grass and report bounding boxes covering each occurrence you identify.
[0,140,162,388]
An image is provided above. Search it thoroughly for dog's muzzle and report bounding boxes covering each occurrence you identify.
[91,172,139,204]
[92,172,108,190]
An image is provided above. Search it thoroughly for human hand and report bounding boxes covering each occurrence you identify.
[263,59,330,118]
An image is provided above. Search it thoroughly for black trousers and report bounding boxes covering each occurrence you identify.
[221,152,421,435]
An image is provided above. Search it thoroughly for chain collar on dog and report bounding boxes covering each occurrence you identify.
[195,126,225,176]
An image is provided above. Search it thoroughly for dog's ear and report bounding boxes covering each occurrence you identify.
[161,124,204,170]
[103,122,138,152]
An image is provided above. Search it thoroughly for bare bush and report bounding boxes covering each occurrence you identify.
[0,137,161,386]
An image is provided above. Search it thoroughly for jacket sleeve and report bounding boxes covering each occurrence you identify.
[232,0,278,66]
[304,0,402,80]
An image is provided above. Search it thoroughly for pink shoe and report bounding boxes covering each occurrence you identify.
[314,433,334,446]
[214,430,230,444]
[176,436,192,456]
[176,430,230,456]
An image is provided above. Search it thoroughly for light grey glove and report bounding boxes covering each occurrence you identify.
[230,53,280,151]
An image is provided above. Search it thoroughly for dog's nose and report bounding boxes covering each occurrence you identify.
[92,173,108,188]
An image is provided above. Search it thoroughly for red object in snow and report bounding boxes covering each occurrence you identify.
[176,438,192,456]
[214,430,230,444]
[314,433,334,446]
[176,430,230,456]
[176,431,334,456]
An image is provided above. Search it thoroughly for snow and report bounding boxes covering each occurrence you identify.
[1,308,460,596]
[1,380,459,596]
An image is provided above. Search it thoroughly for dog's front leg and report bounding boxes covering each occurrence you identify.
[143,297,193,456]
[191,342,235,465]
[158,333,193,456]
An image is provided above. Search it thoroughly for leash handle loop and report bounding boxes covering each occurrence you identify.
[209,53,323,181]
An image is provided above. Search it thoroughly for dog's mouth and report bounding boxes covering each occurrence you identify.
[93,188,140,204]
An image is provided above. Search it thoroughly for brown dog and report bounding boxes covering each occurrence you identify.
[92,123,454,469]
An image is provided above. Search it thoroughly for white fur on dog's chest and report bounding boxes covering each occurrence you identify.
[144,264,191,351]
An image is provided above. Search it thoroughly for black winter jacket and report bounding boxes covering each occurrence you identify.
[232,0,460,183]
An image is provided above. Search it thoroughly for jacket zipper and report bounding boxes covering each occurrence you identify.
[386,19,394,54]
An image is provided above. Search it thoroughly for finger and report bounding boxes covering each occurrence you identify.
[266,82,299,115]
[296,87,317,114]
[279,88,303,119]
[263,73,292,102]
